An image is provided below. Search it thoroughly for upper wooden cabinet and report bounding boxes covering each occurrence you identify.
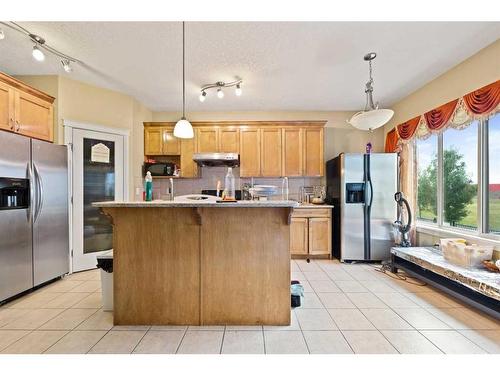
[144,127,180,156]
[180,137,198,178]
[162,129,181,155]
[0,72,55,142]
[303,128,324,176]
[144,127,163,155]
[143,121,325,178]
[196,127,218,153]
[260,128,282,177]
[240,128,261,177]
[219,128,239,153]
[282,128,303,177]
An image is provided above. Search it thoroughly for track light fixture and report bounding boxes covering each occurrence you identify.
[0,21,82,73]
[61,59,72,73]
[199,79,243,102]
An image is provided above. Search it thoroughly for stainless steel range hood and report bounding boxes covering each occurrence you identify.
[193,153,239,167]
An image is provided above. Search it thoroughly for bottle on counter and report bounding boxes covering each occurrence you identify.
[223,167,236,200]
[145,171,153,201]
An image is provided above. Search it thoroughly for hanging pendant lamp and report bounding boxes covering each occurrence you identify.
[173,21,194,139]
[348,52,394,131]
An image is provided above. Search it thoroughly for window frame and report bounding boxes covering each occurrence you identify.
[415,116,500,241]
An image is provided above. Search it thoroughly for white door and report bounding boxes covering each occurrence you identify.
[70,128,125,272]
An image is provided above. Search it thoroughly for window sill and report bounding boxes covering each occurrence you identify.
[416,223,500,247]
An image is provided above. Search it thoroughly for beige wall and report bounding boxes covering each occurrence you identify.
[14,75,153,199]
[384,39,500,135]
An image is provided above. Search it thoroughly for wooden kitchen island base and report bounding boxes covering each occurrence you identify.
[97,202,296,326]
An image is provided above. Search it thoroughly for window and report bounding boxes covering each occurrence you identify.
[416,135,437,223]
[489,114,500,234]
[416,113,499,238]
[443,122,478,230]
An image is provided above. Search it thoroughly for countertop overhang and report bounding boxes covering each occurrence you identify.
[93,200,300,208]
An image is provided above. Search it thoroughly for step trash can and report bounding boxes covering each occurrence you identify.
[291,280,304,308]
[96,250,113,311]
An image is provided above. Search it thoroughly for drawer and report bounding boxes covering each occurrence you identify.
[292,208,331,218]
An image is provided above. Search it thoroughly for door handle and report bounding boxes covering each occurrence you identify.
[33,163,44,223]
[27,163,35,223]
[368,178,374,208]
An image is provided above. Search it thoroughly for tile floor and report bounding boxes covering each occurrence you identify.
[0,259,499,354]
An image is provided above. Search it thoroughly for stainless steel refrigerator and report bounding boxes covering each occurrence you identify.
[0,131,69,302]
[326,153,398,262]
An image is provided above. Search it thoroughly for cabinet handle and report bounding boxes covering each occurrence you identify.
[15,120,20,132]
[10,118,15,130]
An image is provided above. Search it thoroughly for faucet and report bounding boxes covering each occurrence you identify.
[282,177,289,200]
[169,178,174,201]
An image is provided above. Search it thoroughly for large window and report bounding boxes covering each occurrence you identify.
[443,122,478,230]
[416,135,438,223]
[416,114,499,237]
[489,114,500,234]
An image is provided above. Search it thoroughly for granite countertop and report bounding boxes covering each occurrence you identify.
[93,200,300,208]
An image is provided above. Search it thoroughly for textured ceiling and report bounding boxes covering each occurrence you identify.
[0,22,498,111]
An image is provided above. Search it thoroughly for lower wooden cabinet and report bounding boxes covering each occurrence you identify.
[290,208,332,258]
[290,218,308,255]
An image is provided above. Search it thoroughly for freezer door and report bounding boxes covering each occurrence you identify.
[32,139,69,286]
[0,209,33,301]
[368,153,398,260]
[341,154,365,261]
[0,131,30,178]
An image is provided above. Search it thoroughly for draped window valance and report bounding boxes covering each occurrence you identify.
[386,80,500,150]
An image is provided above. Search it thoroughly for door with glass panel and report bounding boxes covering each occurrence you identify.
[71,128,125,272]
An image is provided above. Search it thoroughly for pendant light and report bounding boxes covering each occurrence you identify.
[173,21,194,139]
[348,53,394,131]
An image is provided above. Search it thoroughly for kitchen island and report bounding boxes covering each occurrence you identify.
[93,200,299,326]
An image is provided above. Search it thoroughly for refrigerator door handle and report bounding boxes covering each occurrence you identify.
[27,162,35,223]
[33,163,44,223]
[368,178,374,207]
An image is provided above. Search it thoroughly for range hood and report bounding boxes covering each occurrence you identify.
[193,153,239,167]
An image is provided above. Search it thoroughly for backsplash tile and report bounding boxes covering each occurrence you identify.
[146,167,322,201]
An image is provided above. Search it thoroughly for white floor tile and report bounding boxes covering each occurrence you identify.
[222,330,265,354]
[177,330,224,354]
[303,331,353,354]
[264,331,309,354]
[420,330,486,354]
[381,330,442,354]
[342,330,398,354]
[133,330,185,354]
[295,309,337,330]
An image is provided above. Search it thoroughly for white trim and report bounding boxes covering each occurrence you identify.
[417,223,500,246]
[63,119,130,136]
[63,119,130,273]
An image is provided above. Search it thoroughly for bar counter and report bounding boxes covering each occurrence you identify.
[93,200,299,326]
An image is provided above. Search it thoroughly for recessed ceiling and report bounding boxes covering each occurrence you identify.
[0,22,498,112]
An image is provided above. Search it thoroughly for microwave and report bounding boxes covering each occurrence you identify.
[143,162,176,176]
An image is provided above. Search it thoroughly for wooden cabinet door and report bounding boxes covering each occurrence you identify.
[14,90,53,141]
[282,128,303,176]
[260,128,282,177]
[180,137,198,178]
[196,127,219,153]
[290,217,308,255]
[219,128,239,153]
[162,129,181,155]
[144,127,163,155]
[308,217,331,255]
[303,128,324,176]
[0,81,15,132]
[239,128,261,177]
